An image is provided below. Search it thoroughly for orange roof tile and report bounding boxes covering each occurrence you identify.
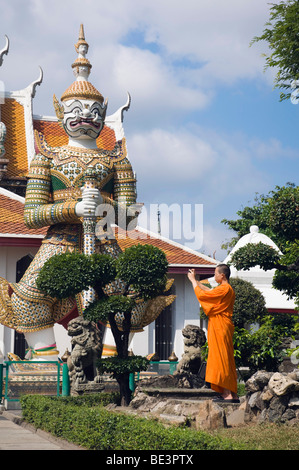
[33,119,68,148]
[116,227,217,267]
[0,192,46,237]
[1,98,28,179]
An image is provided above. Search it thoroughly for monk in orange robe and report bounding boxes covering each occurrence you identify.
[187,264,239,402]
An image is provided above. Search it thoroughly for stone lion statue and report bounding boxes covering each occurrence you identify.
[67,317,103,390]
[176,324,206,375]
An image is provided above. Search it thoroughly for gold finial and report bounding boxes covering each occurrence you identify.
[75,23,89,54]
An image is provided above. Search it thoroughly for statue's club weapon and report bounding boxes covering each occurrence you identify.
[82,166,98,310]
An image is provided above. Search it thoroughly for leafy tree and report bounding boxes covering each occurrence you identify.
[251,0,299,101]
[221,183,298,251]
[37,244,169,406]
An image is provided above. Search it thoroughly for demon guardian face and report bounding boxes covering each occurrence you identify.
[62,98,107,140]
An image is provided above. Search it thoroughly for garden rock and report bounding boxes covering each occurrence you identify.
[129,389,244,429]
[196,400,226,431]
[245,369,299,424]
[268,395,289,422]
[261,388,274,402]
[268,372,299,396]
[245,370,272,392]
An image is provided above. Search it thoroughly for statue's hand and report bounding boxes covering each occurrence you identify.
[75,187,103,217]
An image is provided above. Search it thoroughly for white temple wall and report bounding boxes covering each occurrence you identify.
[131,273,201,361]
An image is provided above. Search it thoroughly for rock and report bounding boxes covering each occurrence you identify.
[288,370,299,382]
[282,408,296,422]
[196,400,226,431]
[257,408,268,423]
[136,372,204,390]
[159,414,188,427]
[261,388,274,403]
[137,374,180,389]
[245,370,272,392]
[278,358,298,373]
[268,372,299,397]
[226,409,245,427]
[248,391,262,409]
[268,396,289,422]
[129,392,159,411]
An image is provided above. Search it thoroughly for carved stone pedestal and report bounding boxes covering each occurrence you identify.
[71,381,105,396]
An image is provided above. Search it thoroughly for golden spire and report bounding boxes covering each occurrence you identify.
[60,24,104,104]
[74,24,89,53]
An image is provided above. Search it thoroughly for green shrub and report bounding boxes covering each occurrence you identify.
[20,395,235,450]
[230,277,268,328]
[116,244,168,299]
[84,295,135,323]
[36,252,116,299]
[97,355,149,378]
[36,252,92,299]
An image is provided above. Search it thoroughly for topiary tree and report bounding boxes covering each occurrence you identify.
[230,277,268,329]
[36,252,117,299]
[37,244,169,406]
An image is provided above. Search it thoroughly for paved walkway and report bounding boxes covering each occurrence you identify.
[0,411,83,450]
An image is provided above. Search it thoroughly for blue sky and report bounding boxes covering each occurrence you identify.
[0,0,298,260]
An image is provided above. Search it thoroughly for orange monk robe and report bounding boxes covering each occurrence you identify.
[194,283,238,395]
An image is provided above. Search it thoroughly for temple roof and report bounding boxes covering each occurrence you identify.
[0,187,45,239]
[115,226,218,270]
[1,97,29,180]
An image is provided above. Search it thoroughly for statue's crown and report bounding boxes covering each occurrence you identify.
[60,24,104,104]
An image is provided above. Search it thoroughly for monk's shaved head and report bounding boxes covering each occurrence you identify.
[216,264,231,280]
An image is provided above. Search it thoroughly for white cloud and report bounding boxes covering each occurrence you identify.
[129,128,216,188]
[111,46,209,111]
[0,0,274,117]
[125,0,272,86]
[128,126,269,207]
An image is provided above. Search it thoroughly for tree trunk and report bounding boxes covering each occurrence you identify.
[108,311,132,406]
[117,372,132,407]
